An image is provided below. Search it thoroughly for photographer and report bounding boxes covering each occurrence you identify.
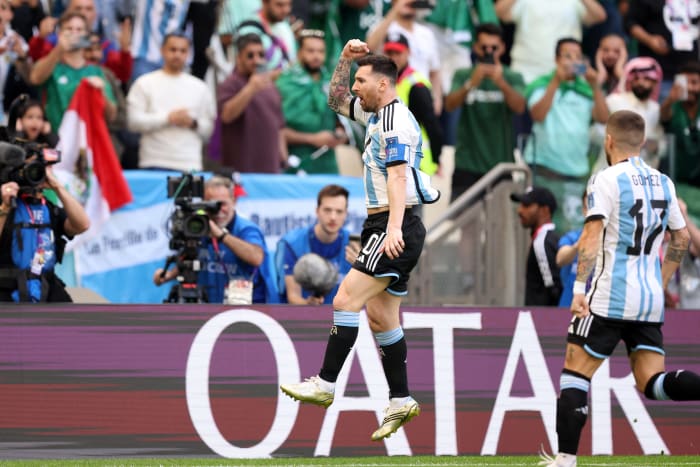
[154,175,278,304]
[0,151,89,302]
[29,10,117,132]
[275,184,356,305]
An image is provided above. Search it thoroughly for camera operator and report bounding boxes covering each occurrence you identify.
[0,158,90,302]
[153,175,278,304]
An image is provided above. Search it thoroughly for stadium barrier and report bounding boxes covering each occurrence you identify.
[1,305,699,459]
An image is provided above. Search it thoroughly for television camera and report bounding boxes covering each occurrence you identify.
[161,174,221,303]
[0,139,61,193]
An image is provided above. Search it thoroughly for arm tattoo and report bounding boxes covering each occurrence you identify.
[576,245,597,283]
[665,246,686,264]
[328,57,352,113]
[665,229,690,264]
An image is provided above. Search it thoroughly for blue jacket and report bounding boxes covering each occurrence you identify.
[275,225,351,304]
[198,213,279,304]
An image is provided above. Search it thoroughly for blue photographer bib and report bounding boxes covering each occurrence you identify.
[11,196,56,302]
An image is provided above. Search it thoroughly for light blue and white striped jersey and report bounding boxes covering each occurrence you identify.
[131,0,190,63]
[586,157,685,323]
[349,97,440,208]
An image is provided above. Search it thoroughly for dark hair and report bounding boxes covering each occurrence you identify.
[58,11,88,29]
[475,23,503,41]
[162,32,190,47]
[600,32,624,44]
[356,54,397,84]
[679,60,700,76]
[607,110,645,150]
[12,95,44,119]
[317,184,349,207]
[555,37,582,57]
[298,29,325,49]
[236,33,263,53]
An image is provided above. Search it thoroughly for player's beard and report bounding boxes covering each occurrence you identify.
[359,96,376,112]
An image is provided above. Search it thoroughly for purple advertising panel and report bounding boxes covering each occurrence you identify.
[0,305,699,459]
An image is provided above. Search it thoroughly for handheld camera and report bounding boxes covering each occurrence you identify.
[0,138,61,192]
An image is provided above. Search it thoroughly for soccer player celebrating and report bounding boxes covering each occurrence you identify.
[541,110,700,467]
[280,38,440,441]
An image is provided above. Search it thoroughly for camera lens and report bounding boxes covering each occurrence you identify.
[24,162,46,185]
[11,161,46,187]
[184,214,208,237]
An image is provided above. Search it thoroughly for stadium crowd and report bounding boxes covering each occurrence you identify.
[1,0,700,306]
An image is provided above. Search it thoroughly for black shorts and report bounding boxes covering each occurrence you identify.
[567,313,664,358]
[353,210,426,296]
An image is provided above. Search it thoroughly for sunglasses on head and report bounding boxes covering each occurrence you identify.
[299,29,325,39]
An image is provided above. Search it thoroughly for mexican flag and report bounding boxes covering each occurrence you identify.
[53,80,132,250]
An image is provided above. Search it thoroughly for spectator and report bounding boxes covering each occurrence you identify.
[68,0,97,30]
[581,0,625,61]
[625,0,700,100]
[384,32,443,177]
[217,33,285,173]
[325,0,389,65]
[9,0,45,42]
[423,0,499,96]
[0,149,90,302]
[277,29,347,174]
[130,0,189,81]
[94,0,136,47]
[237,0,296,71]
[31,0,96,58]
[98,16,133,84]
[366,0,443,116]
[29,0,134,84]
[11,94,58,148]
[524,37,608,233]
[217,0,260,57]
[185,0,217,79]
[0,0,30,122]
[495,0,606,84]
[603,57,665,168]
[127,33,215,172]
[444,23,525,200]
[660,60,700,188]
[595,33,627,96]
[556,190,588,308]
[154,175,278,304]
[510,186,562,307]
[275,184,355,305]
[29,11,117,132]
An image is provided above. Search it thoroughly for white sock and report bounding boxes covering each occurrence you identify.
[389,396,411,408]
[316,376,335,392]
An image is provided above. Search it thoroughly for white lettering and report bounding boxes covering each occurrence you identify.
[185,309,300,458]
[591,360,669,455]
[482,311,557,455]
[403,311,482,455]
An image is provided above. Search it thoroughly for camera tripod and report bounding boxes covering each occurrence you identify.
[162,255,208,304]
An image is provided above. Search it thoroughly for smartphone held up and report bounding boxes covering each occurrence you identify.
[675,74,689,101]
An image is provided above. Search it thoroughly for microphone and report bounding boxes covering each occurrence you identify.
[0,141,26,168]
